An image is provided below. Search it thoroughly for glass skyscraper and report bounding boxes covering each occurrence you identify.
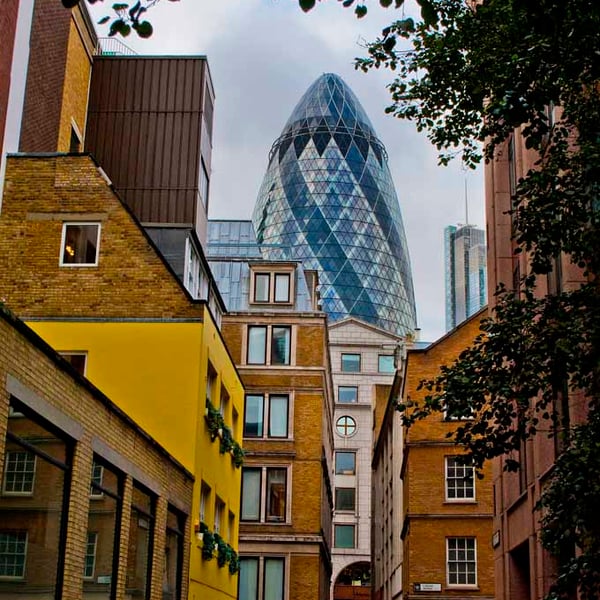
[444,224,487,330]
[253,73,416,335]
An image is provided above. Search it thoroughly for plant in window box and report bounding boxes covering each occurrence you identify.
[199,522,216,560]
[228,549,240,575]
[214,533,229,568]
[205,400,225,441]
[219,426,234,454]
[231,442,245,468]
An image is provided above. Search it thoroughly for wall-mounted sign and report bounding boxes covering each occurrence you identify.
[414,583,442,592]
[492,530,501,548]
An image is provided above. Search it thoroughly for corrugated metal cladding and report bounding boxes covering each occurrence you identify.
[85,57,212,229]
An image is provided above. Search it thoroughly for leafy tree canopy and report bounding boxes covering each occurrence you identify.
[300,0,600,598]
[61,0,178,38]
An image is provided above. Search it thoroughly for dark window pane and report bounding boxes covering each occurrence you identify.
[335,488,356,511]
[163,507,184,600]
[241,469,261,521]
[238,557,258,600]
[244,395,264,437]
[334,525,355,548]
[274,274,290,303]
[341,353,360,372]
[378,354,395,373]
[254,274,270,303]
[268,396,288,438]
[266,469,286,522]
[60,353,87,376]
[126,485,154,599]
[271,327,290,365]
[61,223,99,265]
[0,403,71,596]
[247,327,267,364]
[335,452,356,475]
[338,386,357,403]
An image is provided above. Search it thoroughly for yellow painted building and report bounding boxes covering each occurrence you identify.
[0,154,244,600]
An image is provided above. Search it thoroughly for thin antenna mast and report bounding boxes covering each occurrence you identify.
[464,178,469,226]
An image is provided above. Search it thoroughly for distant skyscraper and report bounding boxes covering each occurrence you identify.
[444,224,487,330]
[252,73,416,335]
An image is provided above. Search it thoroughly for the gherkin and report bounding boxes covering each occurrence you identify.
[253,73,416,335]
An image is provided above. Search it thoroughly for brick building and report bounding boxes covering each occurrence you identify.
[0,304,194,600]
[208,220,335,600]
[485,124,588,599]
[0,154,244,600]
[372,310,495,600]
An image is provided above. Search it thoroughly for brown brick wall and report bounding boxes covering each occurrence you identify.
[19,0,71,152]
[0,309,193,600]
[403,311,494,600]
[0,155,203,319]
[0,0,19,154]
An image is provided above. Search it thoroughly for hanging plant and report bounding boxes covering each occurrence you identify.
[199,522,215,561]
[231,442,245,468]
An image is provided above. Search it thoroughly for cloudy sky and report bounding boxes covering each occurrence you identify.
[89,0,486,342]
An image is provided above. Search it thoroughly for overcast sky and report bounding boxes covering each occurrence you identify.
[89,0,486,342]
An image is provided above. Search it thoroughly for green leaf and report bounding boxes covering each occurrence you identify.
[380,0,393,7]
[299,0,316,12]
[355,4,367,18]
[133,20,153,38]
[97,16,111,24]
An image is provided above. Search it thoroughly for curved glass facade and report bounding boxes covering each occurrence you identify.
[253,73,416,335]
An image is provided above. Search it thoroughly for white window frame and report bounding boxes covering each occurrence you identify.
[243,393,291,440]
[445,456,476,502]
[2,451,36,496]
[446,537,477,587]
[214,497,225,534]
[184,238,201,299]
[83,532,98,579]
[200,482,211,524]
[246,325,293,366]
[0,531,28,579]
[59,222,101,267]
[240,466,290,524]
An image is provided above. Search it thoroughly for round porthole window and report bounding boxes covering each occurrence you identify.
[336,415,357,437]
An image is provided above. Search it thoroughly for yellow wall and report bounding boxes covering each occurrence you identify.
[30,311,244,599]
[28,320,203,471]
[188,306,243,600]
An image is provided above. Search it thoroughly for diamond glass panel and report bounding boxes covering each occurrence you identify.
[253,73,416,334]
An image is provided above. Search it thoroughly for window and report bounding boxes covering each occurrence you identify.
[228,511,235,543]
[239,557,285,600]
[334,524,355,548]
[1,400,72,596]
[2,451,36,494]
[200,482,211,523]
[83,532,97,579]
[86,457,122,599]
[184,239,201,299]
[241,467,288,523]
[254,273,270,302]
[378,354,395,373]
[60,352,87,376]
[341,353,361,372]
[214,497,225,534]
[251,271,292,305]
[164,507,184,600]
[247,326,291,366]
[338,386,358,403]
[244,394,289,439]
[336,416,356,437]
[90,460,103,498]
[200,160,209,207]
[60,222,100,266]
[446,457,475,501]
[335,452,356,475]
[335,488,356,512]
[126,484,155,598]
[447,537,477,586]
[69,124,82,152]
[0,531,27,578]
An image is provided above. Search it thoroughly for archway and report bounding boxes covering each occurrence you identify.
[333,561,371,599]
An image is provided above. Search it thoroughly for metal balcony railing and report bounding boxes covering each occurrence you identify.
[95,37,137,56]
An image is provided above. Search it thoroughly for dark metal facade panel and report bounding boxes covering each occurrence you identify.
[86,56,212,229]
